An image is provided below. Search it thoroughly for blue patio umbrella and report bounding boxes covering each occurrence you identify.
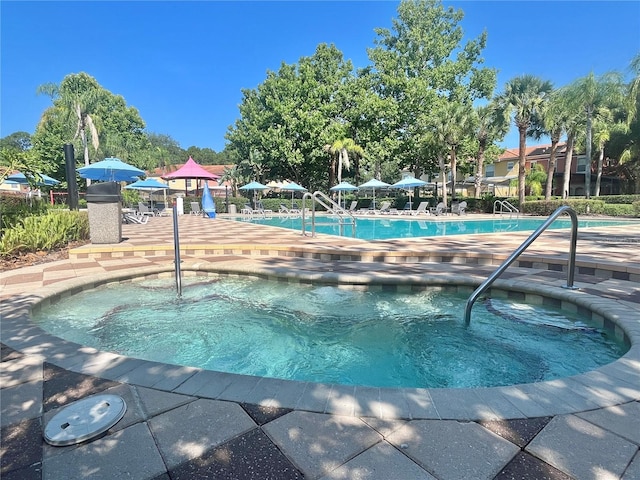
[239,180,269,206]
[78,157,145,182]
[4,172,60,186]
[125,178,169,210]
[281,181,307,206]
[391,176,429,209]
[330,181,359,207]
[358,178,390,209]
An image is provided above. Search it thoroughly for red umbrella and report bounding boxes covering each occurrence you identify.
[162,157,220,196]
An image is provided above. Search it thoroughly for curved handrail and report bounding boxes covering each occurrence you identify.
[301,191,356,237]
[464,205,578,326]
[493,200,519,217]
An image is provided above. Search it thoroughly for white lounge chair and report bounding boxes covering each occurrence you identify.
[376,201,392,214]
[411,201,430,216]
[431,202,447,216]
[138,202,155,216]
[451,201,467,215]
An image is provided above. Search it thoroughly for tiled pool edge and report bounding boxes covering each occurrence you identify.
[2,263,639,422]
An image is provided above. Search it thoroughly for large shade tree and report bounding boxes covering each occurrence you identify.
[366,0,496,187]
[499,75,553,206]
[471,102,509,198]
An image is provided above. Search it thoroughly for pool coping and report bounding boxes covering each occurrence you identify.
[3,260,639,422]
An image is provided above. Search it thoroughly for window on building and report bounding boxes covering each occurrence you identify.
[576,157,586,173]
[506,161,515,171]
[485,164,495,177]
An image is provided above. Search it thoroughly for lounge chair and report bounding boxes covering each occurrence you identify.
[254,201,273,218]
[432,202,447,216]
[347,201,358,212]
[410,201,430,216]
[241,204,254,216]
[123,212,149,224]
[190,201,202,216]
[375,201,392,214]
[451,201,467,216]
[138,202,155,216]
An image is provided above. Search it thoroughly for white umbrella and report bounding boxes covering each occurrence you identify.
[358,178,390,210]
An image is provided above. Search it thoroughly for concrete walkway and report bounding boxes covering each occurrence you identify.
[2,214,640,479]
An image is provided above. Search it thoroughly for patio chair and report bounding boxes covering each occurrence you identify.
[432,202,447,216]
[451,201,467,216]
[375,201,392,214]
[138,202,155,216]
[410,201,430,216]
[190,201,202,216]
[347,200,358,212]
[123,212,149,224]
[241,204,254,216]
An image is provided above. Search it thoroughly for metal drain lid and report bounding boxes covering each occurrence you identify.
[44,394,127,446]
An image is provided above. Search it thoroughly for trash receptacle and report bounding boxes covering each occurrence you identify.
[228,204,237,215]
[86,182,122,244]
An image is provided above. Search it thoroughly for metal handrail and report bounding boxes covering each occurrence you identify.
[172,206,182,297]
[493,200,519,217]
[301,191,356,237]
[464,206,578,326]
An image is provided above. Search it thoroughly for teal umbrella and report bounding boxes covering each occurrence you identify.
[239,181,269,206]
[4,171,60,186]
[78,157,145,182]
[358,178,390,209]
[281,181,307,206]
[125,178,169,210]
[391,177,429,209]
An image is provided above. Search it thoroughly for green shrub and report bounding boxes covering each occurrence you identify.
[0,211,89,257]
[0,194,49,230]
[523,199,608,216]
[633,201,640,216]
[597,194,640,204]
[601,204,636,216]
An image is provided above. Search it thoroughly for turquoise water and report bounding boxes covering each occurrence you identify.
[239,215,635,240]
[32,276,627,389]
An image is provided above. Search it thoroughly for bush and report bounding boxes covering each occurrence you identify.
[523,199,607,216]
[0,210,89,257]
[0,194,49,230]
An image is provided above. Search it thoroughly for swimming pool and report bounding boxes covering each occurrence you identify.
[238,215,635,240]
[32,275,627,389]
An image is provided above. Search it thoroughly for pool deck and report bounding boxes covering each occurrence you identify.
[2,213,640,479]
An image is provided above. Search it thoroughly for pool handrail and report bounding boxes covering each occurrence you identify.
[493,200,520,218]
[464,205,578,326]
[301,191,356,237]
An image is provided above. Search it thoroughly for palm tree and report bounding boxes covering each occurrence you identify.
[565,72,625,198]
[472,102,509,198]
[37,73,104,185]
[220,165,242,196]
[324,138,364,187]
[499,75,553,207]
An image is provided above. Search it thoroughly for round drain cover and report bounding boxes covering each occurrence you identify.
[44,394,127,446]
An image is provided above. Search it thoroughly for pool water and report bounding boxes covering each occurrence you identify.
[32,276,627,388]
[241,215,635,240]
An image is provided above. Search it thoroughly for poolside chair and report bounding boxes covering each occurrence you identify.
[123,212,149,224]
[432,202,447,216]
[255,201,273,218]
[241,204,254,216]
[376,201,392,214]
[411,201,430,216]
[451,201,467,216]
[190,201,202,216]
[401,202,412,214]
[347,200,358,213]
[138,202,155,216]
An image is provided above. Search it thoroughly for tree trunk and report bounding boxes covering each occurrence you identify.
[438,153,447,207]
[561,134,576,199]
[450,146,457,202]
[595,146,604,197]
[544,138,559,200]
[474,140,486,199]
[80,127,91,186]
[585,106,593,199]
[518,127,527,207]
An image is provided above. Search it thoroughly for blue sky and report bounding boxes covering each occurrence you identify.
[2,1,639,154]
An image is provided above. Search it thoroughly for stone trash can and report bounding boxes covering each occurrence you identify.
[228,204,237,215]
[86,182,122,244]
